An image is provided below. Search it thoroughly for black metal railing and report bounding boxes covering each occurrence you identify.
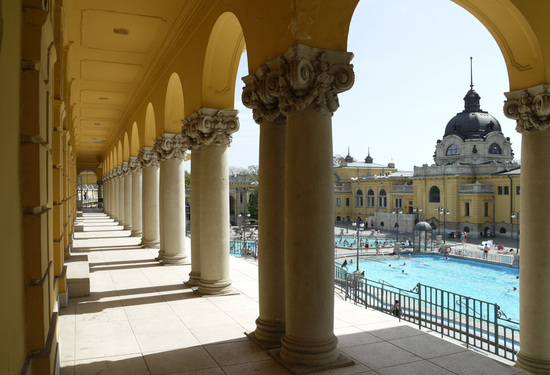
[229,240,258,259]
[335,266,520,361]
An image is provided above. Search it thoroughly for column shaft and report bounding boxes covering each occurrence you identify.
[118,171,125,226]
[124,171,132,230]
[198,144,232,294]
[162,157,187,264]
[188,149,201,285]
[280,107,338,365]
[158,160,165,260]
[517,130,550,373]
[254,118,286,345]
[113,175,119,221]
[142,165,160,248]
[131,170,143,237]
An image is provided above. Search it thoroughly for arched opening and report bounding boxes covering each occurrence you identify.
[429,186,441,203]
[446,144,460,156]
[144,103,157,147]
[164,73,185,133]
[355,189,363,207]
[489,143,502,154]
[130,122,140,157]
[378,189,387,208]
[77,170,99,210]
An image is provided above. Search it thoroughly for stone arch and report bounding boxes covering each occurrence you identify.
[130,122,140,156]
[202,12,246,109]
[144,103,157,147]
[123,132,130,162]
[164,73,185,134]
[452,0,547,89]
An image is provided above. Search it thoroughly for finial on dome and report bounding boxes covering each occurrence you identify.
[470,57,473,89]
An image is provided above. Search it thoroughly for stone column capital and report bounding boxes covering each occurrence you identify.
[154,133,188,161]
[116,166,123,178]
[242,44,354,118]
[129,156,142,173]
[182,108,239,147]
[121,162,130,175]
[504,84,550,133]
[138,146,160,168]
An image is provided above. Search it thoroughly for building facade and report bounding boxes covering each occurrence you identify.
[335,83,521,239]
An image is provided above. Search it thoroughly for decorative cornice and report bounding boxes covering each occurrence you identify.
[242,44,354,118]
[182,108,239,147]
[504,84,550,133]
[138,146,160,168]
[129,156,142,173]
[154,133,188,161]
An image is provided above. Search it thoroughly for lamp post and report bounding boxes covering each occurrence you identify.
[412,205,422,224]
[511,211,520,252]
[435,206,450,243]
[238,212,250,241]
[346,217,349,234]
[393,208,403,243]
[351,218,364,272]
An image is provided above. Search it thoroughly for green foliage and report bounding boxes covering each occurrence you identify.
[185,170,191,190]
[247,187,259,220]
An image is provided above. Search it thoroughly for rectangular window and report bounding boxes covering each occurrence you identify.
[484,202,489,217]
[465,202,470,216]
[498,186,503,195]
[395,197,403,209]
[336,198,341,207]
[516,186,520,195]
[346,198,350,207]
[240,193,243,203]
[504,186,509,195]
[367,196,374,207]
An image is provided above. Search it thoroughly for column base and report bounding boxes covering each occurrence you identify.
[186,271,201,286]
[124,224,132,231]
[197,278,234,295]
[516,351,550,374]
[247,317,285,349]
[131,229,142,237]
[141,239,160,248]
[280,333,340,366]
[162,254,188,265]
[269,349,353,375]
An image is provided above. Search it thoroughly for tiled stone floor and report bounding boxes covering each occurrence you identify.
[59,213,531,374]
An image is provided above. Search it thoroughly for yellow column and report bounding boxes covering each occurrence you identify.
[123,162,132,230]
[242,71,287,347]
[505,85,550,374]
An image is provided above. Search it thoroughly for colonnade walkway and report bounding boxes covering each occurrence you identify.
[59,212,530,375]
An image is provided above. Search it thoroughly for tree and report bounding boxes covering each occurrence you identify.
[247,187,259,220]
[185,170,191,190]
[333,154,345,167]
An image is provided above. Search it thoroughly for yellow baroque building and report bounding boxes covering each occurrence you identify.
[1,1,550,374]
[335,83,521,239]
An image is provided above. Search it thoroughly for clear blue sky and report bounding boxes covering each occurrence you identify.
[227,0,520,171]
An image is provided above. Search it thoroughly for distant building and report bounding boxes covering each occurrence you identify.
[335,82,520,238]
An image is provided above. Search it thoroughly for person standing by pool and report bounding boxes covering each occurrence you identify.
[375,240,380,255]
[483,244,489,259]
[390,300,403,318]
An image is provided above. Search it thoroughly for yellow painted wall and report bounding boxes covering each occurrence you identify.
[0,0,27,373]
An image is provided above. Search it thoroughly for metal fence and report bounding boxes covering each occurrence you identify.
[335,266,520,361]
[229,240,258,259]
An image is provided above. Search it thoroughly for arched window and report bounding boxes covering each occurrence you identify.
[429,186,440,203]
[366,189,375,207]
[489,143,502,154]
[446,144,460,156]
[355,189,363,207]
[378,189,387,208]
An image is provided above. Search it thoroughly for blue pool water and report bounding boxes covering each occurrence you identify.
[343,254,519,321]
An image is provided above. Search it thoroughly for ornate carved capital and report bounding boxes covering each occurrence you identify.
[138,146,160,168]
[182,108,239,147]
[154,133,188,160]
[504,84,550,133]
[121,162,130,176]
[242,44,354,118]
[129,156,142,173]
[116,166,123,178]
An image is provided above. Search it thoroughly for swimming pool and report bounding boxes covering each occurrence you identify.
[341,254,519,321]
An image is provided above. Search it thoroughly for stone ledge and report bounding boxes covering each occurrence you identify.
[66,254,90,297]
